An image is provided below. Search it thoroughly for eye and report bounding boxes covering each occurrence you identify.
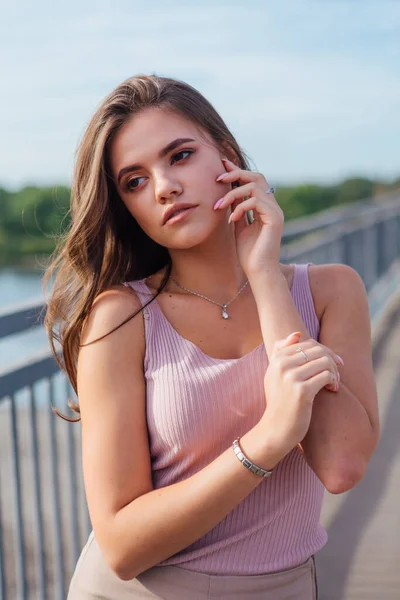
[125,176,146,192]
[171,150,193,164]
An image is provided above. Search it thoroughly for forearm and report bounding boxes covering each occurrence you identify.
[249,267,311,356]
[301,382,375,493]
[105,422,280,580]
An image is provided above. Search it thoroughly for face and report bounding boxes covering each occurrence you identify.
[109,107,232,249]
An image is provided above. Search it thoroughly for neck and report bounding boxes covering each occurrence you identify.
[167,225,248,304]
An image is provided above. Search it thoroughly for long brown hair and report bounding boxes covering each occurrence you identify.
[43,74,250,418]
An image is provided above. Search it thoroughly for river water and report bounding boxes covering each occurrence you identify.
[0,268,43,309]
[0,268,47,371]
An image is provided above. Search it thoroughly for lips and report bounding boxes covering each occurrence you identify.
[163,203,198,225]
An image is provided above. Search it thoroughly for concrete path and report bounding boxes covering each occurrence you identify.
[316,296,400,599]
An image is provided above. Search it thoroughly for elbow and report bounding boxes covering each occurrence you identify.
[322,458,368,495]
[113,566,138,582]
[100,536,143,581]
[96,519,147,581]
[108,553,141,581]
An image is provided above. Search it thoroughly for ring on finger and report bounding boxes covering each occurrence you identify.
[296,348,309,363]
[265,187,275,194]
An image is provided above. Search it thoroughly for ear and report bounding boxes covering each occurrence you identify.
[219,142,240,167]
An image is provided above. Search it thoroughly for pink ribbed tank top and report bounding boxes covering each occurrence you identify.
[125,263,327,575]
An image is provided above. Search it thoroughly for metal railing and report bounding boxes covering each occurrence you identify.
[0,316,90,600]
[1,192,400,599]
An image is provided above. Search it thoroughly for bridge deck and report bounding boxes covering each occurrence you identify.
[316,295,400,599]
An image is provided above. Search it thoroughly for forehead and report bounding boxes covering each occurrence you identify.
[109,108,208,173]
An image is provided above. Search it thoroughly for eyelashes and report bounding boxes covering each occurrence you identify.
[124,176,146,192]
[123,149,195,193]
[171,149,193,164]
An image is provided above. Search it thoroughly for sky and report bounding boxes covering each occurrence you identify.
[1,0,399,189]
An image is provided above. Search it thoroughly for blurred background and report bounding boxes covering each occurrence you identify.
[1,1,399,599]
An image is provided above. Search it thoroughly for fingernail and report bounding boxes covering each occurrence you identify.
[216,173,228,182]
[213,198,224,210]
[286,333,301,343]
[336,354,344,366]
[228,213,233,224]
[288,331,302,340]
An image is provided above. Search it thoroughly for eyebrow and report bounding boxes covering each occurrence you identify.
[117,137,196,184]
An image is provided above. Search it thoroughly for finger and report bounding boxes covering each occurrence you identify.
[216,166,266,186]
[279,348,339,386]
[291,338,344,368]
[282,342,337,369]
[229,196,276,224]
[214,182,256,211]
[279,352,334,388]
[273,332,302,355]
[282,340,341,392]
[287,345,339,372]
[303,369,339,399]
[296,355,339,383]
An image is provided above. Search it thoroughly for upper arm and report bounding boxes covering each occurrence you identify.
[77,285,152,552]
[311,263,379,436]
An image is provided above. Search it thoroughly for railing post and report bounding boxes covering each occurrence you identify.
[10,395,28,600]
[48,378,66,600]
[0,470,7,600]
[66,379,82,567]
[29,385,47,600]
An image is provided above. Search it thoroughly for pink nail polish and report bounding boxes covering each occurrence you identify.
[216,173,227,182]
[213,198,224,210]
[336,354,344,366]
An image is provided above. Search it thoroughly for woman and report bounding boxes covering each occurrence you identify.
[44,75,379,599]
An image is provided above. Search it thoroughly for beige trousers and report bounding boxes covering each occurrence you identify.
[68,533,318,600]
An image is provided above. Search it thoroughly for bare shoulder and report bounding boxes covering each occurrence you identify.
[80,283,145,348]
[307,263,366,319]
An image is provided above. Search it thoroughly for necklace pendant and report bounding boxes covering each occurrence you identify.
[222,305,229,319]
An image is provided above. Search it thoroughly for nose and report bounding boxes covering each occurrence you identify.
[154,170,183,203]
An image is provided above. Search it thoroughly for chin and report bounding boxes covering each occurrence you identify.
[163,223,216,250]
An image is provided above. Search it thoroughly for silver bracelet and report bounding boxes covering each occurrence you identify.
[232,439,274,478]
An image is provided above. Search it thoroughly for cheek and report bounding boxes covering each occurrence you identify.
[204,161,227,194]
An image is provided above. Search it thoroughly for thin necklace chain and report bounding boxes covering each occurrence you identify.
[168,275,249,319]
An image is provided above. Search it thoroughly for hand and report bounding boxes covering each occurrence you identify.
[261,332,344,459]
[214,158,284,276]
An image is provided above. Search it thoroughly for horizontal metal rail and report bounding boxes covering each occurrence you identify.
[0,350,60,401]
[0,299,44,340]
[281,190,400,242]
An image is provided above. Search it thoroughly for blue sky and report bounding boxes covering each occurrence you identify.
[1,0,399,189]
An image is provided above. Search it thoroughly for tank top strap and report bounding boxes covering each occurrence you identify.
[123,278,164,322]
[291,263,320,340]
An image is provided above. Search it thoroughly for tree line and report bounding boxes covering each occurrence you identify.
[0,176,399,267]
